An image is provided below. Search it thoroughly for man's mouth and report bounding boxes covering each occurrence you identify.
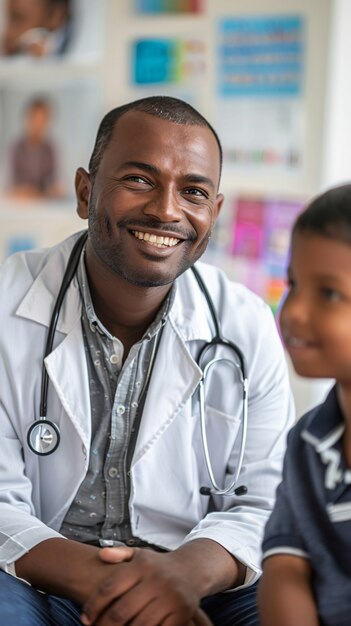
[132,230,180,248]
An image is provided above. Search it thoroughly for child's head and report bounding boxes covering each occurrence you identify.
[280,183,351,381]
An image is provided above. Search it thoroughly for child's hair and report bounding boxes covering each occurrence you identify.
[293,183,351,246]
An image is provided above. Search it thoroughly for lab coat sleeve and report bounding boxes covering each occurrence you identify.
[183,298,295,588]
[0,400,64,571]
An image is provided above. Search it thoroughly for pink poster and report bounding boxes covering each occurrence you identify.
[230,197,265,260]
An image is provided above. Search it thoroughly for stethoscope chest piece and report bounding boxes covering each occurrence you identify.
[27,420,60,456]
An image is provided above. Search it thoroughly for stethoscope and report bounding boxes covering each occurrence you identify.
[27,231,249,497]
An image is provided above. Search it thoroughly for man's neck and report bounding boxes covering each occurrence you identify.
[84,244,172,352]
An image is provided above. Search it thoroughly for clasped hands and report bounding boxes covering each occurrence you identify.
[80,545,213,626]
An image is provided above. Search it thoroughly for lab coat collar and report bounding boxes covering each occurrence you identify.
[301,385,345,453]
[15,233,84,334]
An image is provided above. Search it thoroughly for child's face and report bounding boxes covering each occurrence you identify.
[280,231,351,381]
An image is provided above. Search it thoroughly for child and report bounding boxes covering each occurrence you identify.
[258,184,351,626]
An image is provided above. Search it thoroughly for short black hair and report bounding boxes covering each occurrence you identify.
[293,184,351,246]
[88,95,223,182]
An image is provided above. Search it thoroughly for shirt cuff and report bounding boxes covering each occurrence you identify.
[5,560,16,576]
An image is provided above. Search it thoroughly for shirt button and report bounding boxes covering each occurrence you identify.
[110,354,120,365]
[108,467,119,478]
[117,405,125,415]
[126,539,136,546]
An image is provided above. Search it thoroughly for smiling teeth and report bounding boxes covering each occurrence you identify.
[288,337,308,347]
[132,231,180,247]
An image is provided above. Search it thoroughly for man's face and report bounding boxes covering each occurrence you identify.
[77,111,223,288]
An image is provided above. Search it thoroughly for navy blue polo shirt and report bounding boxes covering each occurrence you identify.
[262,385,351,626]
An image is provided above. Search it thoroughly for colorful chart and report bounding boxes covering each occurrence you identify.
[135,0,203,14]
[132,38,205,84]
[218,15,304,97]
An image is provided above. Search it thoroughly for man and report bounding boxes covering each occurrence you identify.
[0,96,294,625]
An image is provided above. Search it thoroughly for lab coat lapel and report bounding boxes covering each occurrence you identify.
[132,267,211,463]
[133,319,203,463]
[16,234,83,333]
[15,236,90,447]
[44,318,91,449]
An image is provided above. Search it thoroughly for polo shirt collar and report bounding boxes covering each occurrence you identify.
[300,385,351,490]
[301,385,344,453]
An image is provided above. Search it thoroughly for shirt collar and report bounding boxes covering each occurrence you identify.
[301,384,345,453]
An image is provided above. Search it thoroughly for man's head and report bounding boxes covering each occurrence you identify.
[88,96,223,185]
[76,96,224,288]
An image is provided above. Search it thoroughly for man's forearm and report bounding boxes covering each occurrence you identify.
[166,538,246,597]
[15,537,130,603]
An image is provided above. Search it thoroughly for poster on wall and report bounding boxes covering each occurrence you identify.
[132,37,205,85]
[130,37,206,108]
[231,195,303,311]
[0,0,105,63]
[205,194,304,312]
[135,0,203,14]
[0,76,103,204]
[215,14,305,178]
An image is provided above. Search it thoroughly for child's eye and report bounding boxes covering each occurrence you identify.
[286,276,296,291]
[320,286,341,301]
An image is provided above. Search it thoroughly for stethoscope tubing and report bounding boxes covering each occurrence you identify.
[198,358,248,496]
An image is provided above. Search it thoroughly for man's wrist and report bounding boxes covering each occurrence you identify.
[167,538,241,597]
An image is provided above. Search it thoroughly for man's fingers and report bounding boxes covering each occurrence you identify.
[98,546,135,564]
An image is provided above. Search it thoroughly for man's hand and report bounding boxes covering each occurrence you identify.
[81,547,212,626]
[16,537,239,625]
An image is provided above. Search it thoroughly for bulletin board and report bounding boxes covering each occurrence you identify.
[0,0,332,312]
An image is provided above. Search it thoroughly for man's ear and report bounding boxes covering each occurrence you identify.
[75,167,91,220]
[214,192,224,221]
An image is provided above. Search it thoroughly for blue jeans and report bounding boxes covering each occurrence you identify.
[0,571,259,625]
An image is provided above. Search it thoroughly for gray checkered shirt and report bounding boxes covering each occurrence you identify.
[60,249,174,547]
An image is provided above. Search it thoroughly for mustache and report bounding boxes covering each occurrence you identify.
[117,217,197,241]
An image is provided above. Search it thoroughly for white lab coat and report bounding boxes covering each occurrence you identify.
[0,232,294,585]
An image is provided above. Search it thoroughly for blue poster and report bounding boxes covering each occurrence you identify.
[218,15,304,97]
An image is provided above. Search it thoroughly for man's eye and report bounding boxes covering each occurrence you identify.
[125,176,148,184]
[184,188,207,198]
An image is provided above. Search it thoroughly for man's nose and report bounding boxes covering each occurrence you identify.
[143,187,182,222]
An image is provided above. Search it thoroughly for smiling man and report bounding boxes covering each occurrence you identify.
[0,96,294,626]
